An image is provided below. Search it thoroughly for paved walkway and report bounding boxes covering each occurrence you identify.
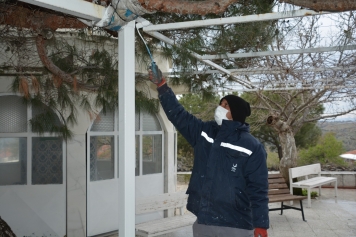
[159,186,356,237]
[104,186,355,237]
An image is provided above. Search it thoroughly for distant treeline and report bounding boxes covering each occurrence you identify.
[318,121,356,152]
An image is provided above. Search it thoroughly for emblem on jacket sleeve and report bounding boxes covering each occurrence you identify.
[231,164,237,172]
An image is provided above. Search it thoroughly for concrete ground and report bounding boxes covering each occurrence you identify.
[103,186,356,237]
[161,185,356,237]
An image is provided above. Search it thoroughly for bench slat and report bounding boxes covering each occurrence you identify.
[136,191,188,215]
[289,163,321,178]
[136,213,195,236]
[268,189,290,195]
[268,183,288,189]
[269,194,306,203]
[268,173,283,179]
[292,177,336,187]
[268,178,286,184]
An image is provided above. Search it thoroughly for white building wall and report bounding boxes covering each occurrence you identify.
[65,94,92,236]
[66,135,87,237]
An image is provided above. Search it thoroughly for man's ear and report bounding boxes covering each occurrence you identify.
[226,111,233,120]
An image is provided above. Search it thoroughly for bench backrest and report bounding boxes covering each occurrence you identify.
[136,191,188,215]
[268,173,290,196]
[289,163,321,180]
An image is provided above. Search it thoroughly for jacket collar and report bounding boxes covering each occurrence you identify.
[220,119,250,133]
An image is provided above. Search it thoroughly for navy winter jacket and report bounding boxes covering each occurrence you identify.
[158,84,269,230]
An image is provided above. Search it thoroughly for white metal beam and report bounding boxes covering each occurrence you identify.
[188,65,356,76]
[220,74,356,92]
[118,21,136,237]
[140,17,356,90]
[143,9,329,32]
[140,14,356,90]
[217,85,351,92]
[139,20,253,88]
[200,45,356,60]
[18,0,105,21]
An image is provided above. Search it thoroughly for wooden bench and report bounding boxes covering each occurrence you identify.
[289,163,337,208]
[135,191,196,237]
[268,173,307,221]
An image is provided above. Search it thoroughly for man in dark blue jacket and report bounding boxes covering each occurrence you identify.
[150,72,269,237]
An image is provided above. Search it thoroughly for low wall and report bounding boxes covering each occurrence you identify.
[320,171,356,188]
[177,171,356,188]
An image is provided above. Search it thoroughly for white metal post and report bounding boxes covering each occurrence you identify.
[118,20,136,237]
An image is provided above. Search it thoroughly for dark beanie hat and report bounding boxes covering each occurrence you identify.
[220,95,251,124]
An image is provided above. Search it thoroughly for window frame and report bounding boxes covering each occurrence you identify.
[88,109,164,180]
[0,94,66,186]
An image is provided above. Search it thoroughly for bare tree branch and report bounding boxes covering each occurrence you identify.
[305,107,356,123]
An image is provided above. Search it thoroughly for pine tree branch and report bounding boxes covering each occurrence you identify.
[137,0,241,15]
[0,3,86,30]
[35,34,99,92]
[86,0,242,15]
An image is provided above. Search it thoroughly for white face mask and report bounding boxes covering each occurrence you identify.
[214,106,229,125]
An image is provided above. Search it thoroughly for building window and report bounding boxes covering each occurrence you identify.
[90,136,114,181]
[142,135,162,175]
[0,137,27,185]
[88,109,163,180]
[0,95,27,133]
[0,95,64,186]
[32,137,63,185]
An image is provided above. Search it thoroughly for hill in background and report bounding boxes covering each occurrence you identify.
[317,120,356,152]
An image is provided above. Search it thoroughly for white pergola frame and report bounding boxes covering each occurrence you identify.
[16,1,355,236]
[136,11,356,91]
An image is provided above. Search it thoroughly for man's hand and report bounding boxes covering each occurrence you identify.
[254,228,267,237]
[148,63,165,87]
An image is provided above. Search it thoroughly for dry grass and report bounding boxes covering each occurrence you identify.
[267,149,279,170]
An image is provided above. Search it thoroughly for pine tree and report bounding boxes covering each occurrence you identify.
[0,0,275,139]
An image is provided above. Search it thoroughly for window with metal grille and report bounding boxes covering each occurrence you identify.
[0,95,64,186]
[88,109,163,181]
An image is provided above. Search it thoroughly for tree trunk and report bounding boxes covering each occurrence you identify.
[267,114,297,184]
[278,130,297,184]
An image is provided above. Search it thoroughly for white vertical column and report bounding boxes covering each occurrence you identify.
[118,20,136,237]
